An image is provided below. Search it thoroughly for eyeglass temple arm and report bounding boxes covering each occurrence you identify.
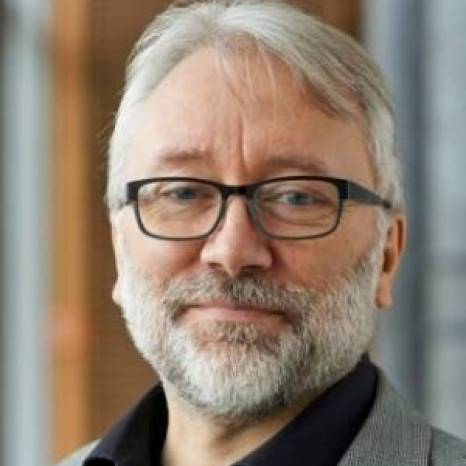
[346,181,392,210]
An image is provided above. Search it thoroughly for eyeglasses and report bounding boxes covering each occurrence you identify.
[124,176,391,241]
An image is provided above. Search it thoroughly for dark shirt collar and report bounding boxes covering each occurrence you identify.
[238,357,376,466]
[84,357,377,466]
[84,385,167,466]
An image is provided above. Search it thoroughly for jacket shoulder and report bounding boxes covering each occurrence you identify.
[338,368,466,466]
[52,441,98,466]
[431,428,466,466]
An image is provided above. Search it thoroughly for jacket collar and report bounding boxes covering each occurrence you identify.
[339,369,431,466]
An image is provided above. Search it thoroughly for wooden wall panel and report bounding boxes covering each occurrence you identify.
[50,0,92,461]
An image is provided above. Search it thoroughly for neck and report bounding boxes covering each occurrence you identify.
[161,386,321,466]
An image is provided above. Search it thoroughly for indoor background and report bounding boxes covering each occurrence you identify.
[1,0,465,465]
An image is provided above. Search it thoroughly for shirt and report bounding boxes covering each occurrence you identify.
[84,357,377,466]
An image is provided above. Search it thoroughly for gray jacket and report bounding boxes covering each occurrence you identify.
[54,372,466,466]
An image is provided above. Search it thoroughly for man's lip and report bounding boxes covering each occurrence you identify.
[180,303,288,323]
[189,301,283,313]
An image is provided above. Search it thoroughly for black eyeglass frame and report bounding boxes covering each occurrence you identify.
[125,176,392,241]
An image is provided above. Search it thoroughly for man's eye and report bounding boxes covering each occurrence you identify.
[159,184,216,202]
[277,191,316,205]
[165,187,201,200]
[265,190,325,206]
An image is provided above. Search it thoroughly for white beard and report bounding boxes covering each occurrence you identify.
[118,240,382,427]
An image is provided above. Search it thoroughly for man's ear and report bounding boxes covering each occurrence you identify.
[111,225,123,306]
[375,213,407,309]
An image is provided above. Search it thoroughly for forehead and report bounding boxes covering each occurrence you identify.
[126,47,373,184]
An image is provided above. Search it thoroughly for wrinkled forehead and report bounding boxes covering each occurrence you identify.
[125,46,373,185]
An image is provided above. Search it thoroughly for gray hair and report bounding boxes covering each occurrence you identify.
[107,0,405,219]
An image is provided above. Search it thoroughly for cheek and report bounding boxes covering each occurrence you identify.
[272,245,341,289]
[122,212,202,281]
[272,232,369,289]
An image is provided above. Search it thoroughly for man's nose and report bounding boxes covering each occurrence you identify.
[200,197,273,277]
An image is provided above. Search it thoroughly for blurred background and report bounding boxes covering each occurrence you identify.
[1,0,465,465]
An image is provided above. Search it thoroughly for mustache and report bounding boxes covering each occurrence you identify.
[158,270,316,320]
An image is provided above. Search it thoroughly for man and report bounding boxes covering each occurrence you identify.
[57,1,466,465]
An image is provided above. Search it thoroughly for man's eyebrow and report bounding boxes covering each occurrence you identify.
[266,153,332,175]
[147,149,210,169]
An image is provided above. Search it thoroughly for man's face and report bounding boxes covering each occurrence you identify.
[112,48,403,424]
